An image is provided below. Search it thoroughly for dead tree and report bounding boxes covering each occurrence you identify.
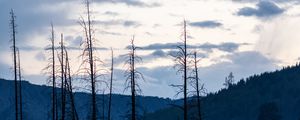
[10,9,19,120]
[191,51,203,120]
[43,23,58,120]
[224,72,234,88]
[108,48,114,120]
[43,23,59,120]
[51,24,58,120]
[58,33,66,120]
[172,20,189,120]
[78,0,103,119]
[17,48,23,120]
[64,48,79,120]
[124,36,144,120]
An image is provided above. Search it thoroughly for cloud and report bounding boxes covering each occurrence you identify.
[0,0,77,53]
[236,1,285,18]
[34,52,46,61]
[232,0,299,3]
[114,42,251,66]
[189,20,223,28]
[67,36,83,47]
[198,51,279,92]
[99,30,123,36]
[137,42,249,53]
[151,49,167,57]
[95,20,141,27]
[131,51,279,97]
[254,16,300,65]
[103,11,119,16]
[94,0,161,7]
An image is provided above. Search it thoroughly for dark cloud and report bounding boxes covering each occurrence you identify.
[18,46,43,51]
[123,21,141,27]
[115,42,250,66]
[95,20,141,27]
[103,11,119,16]
[94,0,161,7]
[137,43,179,50]
[232,0,299,3]
[136,42,250,53]
[99,30,123,36]
[189,20,223,28]
[66,36,83,47]
[151,49,167,57]
[150,49,208,59]
[199,42,250,52]
[35,52,46,61]
[236,1,285,18]
[152,24,161,28]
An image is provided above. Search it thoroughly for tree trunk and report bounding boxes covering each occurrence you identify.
[50,23,57,120]
[183,20,188,120]
[17,49,23,120]
[108,49,114,120]
[60,33,65,120]
[10,9,19,120]
[131,38,136,120]
[194,52,202,120]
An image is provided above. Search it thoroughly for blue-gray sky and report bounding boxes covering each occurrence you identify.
[0,0,300,98]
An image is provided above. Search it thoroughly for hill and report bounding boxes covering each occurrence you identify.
[0,79,178,120]
[146,64,300,120]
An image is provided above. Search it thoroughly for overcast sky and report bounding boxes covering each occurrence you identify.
[0,0,300,98]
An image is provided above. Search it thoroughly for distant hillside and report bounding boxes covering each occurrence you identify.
[0,79,178,120]
[146,64,300,120]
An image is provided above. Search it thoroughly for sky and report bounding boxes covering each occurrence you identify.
[0,0,300,98]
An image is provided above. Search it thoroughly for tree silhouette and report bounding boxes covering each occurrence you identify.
[124,36,144,120]
[58,33,66,120]
[43,23,58,120]
[190,51,203,120]
[17,48,23,120]
[64,48,79,120]
[171,20,189,120]
[78,0,103,119]
[108,48,114,120]
[224,72,234,88]
[10,9,20,120]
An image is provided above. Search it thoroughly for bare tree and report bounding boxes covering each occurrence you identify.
[172,20,189,120]
[43,23,58,120]
[64,48,79,120]
[124,36,144,120]
[17,48,23,120]
[190,51,204,120]
[78,0,103,119]
[58,33,66,120]
[224,72,234,88]
[10,9,19,120]
[108,48,114,120]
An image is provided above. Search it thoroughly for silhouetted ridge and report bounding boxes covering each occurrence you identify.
[146,64,300,120]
